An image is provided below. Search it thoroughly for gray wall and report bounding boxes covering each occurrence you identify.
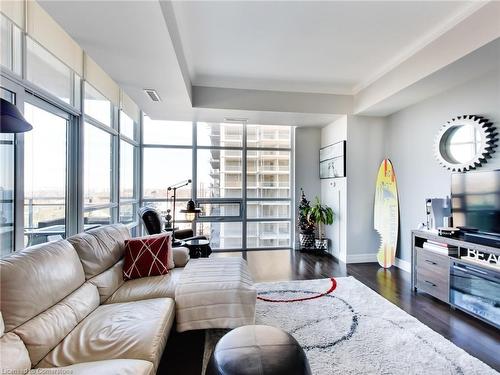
[346,115,387,262]
[295,127,321,248]
[386,68,500,263]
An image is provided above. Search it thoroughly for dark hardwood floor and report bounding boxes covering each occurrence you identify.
[159,249,500,374]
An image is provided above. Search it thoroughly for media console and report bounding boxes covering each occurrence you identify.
[411,230,500,328]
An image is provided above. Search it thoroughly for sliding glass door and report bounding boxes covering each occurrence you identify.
[23,100,69,246]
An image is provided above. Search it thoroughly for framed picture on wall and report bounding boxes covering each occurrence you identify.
[319,141,346,179]
[320,140,345,162]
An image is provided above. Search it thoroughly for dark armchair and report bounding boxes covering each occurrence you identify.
[138,206,209,243]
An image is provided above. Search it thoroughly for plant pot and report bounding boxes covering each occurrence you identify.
[299,233,315,249]
[315,238,328,251]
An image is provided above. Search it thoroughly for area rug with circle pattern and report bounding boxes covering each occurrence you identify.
[203,277,497,375]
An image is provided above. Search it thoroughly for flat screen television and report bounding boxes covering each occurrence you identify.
[451,170,500,236]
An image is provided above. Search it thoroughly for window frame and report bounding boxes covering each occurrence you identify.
[140,119,294,251]
[244,125,293,250]
[23,95,72,247]
[0,20,142,255]
[118,112,140,226]
[140,117,195,224]
[0,74,80,251]
[0,77,25,252]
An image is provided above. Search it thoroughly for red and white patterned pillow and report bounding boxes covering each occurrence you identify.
[123,232,173,280]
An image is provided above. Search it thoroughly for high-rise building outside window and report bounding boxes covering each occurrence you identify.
[142,118,292,250]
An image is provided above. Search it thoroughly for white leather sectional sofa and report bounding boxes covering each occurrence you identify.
[0,224,190,375]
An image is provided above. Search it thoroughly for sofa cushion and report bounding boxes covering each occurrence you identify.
[88,259,125,303]
[0,332,31,373]
[44,359,155,375]
[38,298,175,370]
[175,257,256,332]
[173,246,190,267]
[13,282,100,366]
[68,224,130,279]
[123,232,172,280]
[0,240,85,331]
[105,268,183,304]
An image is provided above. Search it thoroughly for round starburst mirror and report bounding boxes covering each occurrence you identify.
[434,115,497,172]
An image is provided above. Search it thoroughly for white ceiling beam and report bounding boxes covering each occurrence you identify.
[158,0,192,105]
[192,86,352,115]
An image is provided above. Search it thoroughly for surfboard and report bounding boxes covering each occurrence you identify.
[374,159,399,268]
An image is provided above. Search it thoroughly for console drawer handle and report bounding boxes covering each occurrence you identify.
[424,280,436,287]
[425,259,437,265]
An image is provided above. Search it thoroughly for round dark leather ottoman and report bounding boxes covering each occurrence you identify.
[206,325,312,375]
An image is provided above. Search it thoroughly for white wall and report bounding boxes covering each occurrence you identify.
[295,127,321,248]
[320,117,347,260]
[386,67,500,263]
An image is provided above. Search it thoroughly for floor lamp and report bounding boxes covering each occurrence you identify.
[167,179,192,234]
[0,98,33,133]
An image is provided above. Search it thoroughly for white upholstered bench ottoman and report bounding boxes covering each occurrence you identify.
[174,257,256,332]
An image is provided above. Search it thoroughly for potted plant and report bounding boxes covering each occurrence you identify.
[298,189,315,249]
[307,197,334,251]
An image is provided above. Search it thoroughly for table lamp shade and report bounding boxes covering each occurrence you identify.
[0,98,33,133]
[181,200,202,221]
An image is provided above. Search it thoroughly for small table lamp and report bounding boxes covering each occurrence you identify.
[181,200,202,222]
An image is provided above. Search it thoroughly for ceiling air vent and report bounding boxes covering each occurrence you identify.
[144,89,161,102]
[224,117,248,123]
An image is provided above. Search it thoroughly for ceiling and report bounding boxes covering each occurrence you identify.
[172,0,472,95]
[38,0,496,126]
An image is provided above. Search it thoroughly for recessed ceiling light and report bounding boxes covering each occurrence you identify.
[144,89,161,102]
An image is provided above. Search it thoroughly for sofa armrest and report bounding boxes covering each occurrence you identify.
[172,246,190,267]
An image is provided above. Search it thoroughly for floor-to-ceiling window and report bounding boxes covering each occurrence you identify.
[142,116,193,231]
[141,118,293,251]
[197,122,244,249]
[246,125,292,248]
[23,101,69,246]
[0,6,141,255]
[83,119,114,225]
[119,110,139,225]
[83,83,140,227]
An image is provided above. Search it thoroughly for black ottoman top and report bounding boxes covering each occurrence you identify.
[207,325,311,375]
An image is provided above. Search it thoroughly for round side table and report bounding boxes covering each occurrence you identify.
[184,239,212,258]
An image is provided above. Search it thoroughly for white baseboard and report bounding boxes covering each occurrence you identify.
[346,254,411,272]
[394,257,411,273]
[346,253,377,263]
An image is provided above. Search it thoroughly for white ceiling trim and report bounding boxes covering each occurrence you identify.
[355,39,500,116]
[351,0,489,95]
[354,1,500,115]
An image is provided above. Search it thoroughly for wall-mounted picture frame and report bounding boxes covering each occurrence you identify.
[320,140,345,162]
[320,141,346,179]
